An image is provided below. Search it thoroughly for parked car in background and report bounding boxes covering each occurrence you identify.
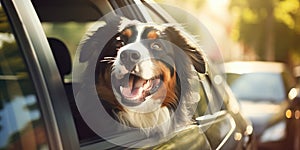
[224,61,296,143]
[294,66,300,81]
[258,65,300,150]
[0,0,254,149]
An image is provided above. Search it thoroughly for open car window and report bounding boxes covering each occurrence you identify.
[41,0,229,149]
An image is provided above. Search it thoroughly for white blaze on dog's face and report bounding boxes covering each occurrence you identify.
[110,24,177,113]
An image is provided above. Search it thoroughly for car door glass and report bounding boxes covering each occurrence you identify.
[198,111,235,149]
[200,74,225,114]
[195,73,239,150]
[228,73,286,103]
[0,5,49,150]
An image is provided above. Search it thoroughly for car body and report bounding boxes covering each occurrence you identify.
[294,66,300,80]
[224,61,295,143]
[0,0,254,149]
[257,65,300,150]
[282,69,300,150]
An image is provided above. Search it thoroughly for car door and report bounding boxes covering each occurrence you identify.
[195,71,253,150]
[196,73,238,149]
[0,0,80,149]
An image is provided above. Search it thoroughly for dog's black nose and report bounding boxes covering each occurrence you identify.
[120,50,141,66]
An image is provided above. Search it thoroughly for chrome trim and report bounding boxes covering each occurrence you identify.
[91,0,115,16]
[216,114,236,150]
[197,111,236,150]
[143,0,176,23]
[133,0,153,22]
[197,110,227,127]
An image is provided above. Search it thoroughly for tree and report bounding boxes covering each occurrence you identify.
[229,0,300,65]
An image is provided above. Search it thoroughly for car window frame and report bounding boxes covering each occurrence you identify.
[79,0,214,149]
[1,0,80,149]
[108,0,151,22]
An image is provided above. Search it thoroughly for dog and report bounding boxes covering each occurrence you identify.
[80,17,206,137]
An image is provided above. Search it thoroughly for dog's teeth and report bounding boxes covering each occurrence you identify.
[143,80,152,90]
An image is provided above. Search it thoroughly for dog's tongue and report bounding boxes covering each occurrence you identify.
[121,87,143,100]
[121,75,152,100]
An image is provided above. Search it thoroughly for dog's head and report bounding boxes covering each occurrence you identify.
[95,21,206,114]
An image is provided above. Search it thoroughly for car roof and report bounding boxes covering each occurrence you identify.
[31,0,103,22]
[224,61,285,74]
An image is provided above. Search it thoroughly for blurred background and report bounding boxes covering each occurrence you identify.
[156,0,300,67]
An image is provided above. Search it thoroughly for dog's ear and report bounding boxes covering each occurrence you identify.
[79,15,121,62]
[164,26,206,73]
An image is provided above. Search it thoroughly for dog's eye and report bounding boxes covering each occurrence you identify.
[115,36,125,48]
[151,42,162,51]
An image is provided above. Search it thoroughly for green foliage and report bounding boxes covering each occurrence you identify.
[155,0,207,10]
[43,22,93,60]
[189,0,207,9]
[229,0,300,65]
[0,7,11,33]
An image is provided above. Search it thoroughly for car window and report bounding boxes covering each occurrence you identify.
[0,5,49,150]
[42,22,97,81]
[42,22,93,59]
[199,74,225,114]
[228,73,286,103]
[43,1,226,148]
[196,74,233,149]
[194,77,209,118]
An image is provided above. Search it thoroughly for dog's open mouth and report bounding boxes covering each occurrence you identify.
[119,73,162,106]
